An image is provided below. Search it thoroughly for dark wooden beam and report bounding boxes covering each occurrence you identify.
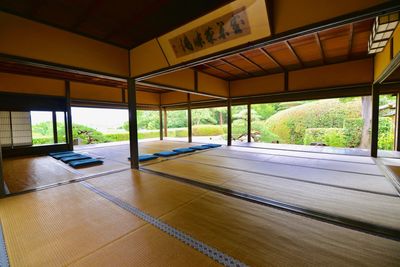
[239,53,269,74]
[220,58,253,77]
[396,93,400,151]
[204,63,241,79]
[65,81,74,151]
[259,48,285,71]
[315,32,325,64]
[0,142,5,197]
[348,24,354,60]
[128,78,139,169]
[227,98,232,146]
[52,111,58,144]
[159,106,163,141]
[371,84,379,157]
[285,41,303,67]
[247,103,251,143]
[284,71,289,91]
[188,94,192,143]
[194,70,198,92]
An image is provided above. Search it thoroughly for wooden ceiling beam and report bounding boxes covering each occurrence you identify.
[259,48,285,71]
[285,41,304,67]
[204,63,241,79]
[348,23,354,60]
[238,53,269,74]
[220,58,253,77]
[314,32,325,64]
[194,68,229,80]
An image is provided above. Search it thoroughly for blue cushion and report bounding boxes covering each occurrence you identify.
[203,144,222,148]
[154,151,179,157]
[69,158,103,168]
[52,152,78,160]
[172,148,195,153]
[61,155,91,163]
[189,146,210,150]
[139,154,159,162]
[49,151,72,156]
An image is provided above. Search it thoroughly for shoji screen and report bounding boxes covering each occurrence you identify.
[0,112,12,147]
[11,112,32,146]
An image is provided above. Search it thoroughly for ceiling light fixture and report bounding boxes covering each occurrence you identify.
[368,12,399,54]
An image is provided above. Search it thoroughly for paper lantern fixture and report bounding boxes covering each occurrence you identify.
[368,12,399,54]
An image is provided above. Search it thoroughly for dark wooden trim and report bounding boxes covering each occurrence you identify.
[136,81,227,100]
[9,111,13,148]
[156,38,171,66]
[315,32,325,64]
[284,71,289,91]
[239,53,269,74]
[390,38,394,60]
[2,143,69,158]
[187,94,192,143]
[347,24,354,60]
[371,84,379,157]
[133,2,400,81]
[52,111,58,144]
[285,41,303,67]
[65,81,74,151]
[0,143,5,197]
[396,93,400,151]
[227,98,232,146]
[259,48,285,71]
[247,103,251,143]
[71,99,127,109]
[204,63,240,79]
[159,106,163,140]
[220,58,253,76]
[127,78,139,169]
[121,88,126,103]
[194,70,199,92]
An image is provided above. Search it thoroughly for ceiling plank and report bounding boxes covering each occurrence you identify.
[204,63,241,79]
[314,32,325,64]
[71,0,103,29]
[238,53,269,74]
[285,41,303,67]
[220,58,253,77]
[348,23,354,60]
[259,48,285,71]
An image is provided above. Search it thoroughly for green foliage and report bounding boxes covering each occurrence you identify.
[32,137,54,145]
[232,119,247,138]
[378,117,394,150]
[343,118,364,148]
[304,128,346,147]
[72,124,107,144]
[252,104,278,120]
[103,133,130,142]
[175,128,188,137]
[192,109,217,125]
[137,131,160,139]
[192,125,224,136]
[167,110,187,128]
[266,99,361,144]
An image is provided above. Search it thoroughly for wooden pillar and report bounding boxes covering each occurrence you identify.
[188,94,192,143]
[395,93,400,151]
[0,143,5,197]
[128,78,139,169]
[65,81,73,151]
[52,111,58,144]
[227,99,232,146]
[247,103,251,142]
[163,108,168,137]
[371,84,379,157]
[159,106,163,141]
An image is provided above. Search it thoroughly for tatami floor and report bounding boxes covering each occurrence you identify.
[1,140,400,266]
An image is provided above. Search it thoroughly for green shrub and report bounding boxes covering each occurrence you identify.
[32,137,54,145]
[232,119,247,138]
[175,128,188,137]
[103,133,130,142]
[137,130,160,139]
[378,117,394,150]
[192,125,224,136]
[304,128,346,147]
[266,99,361,144]
[72,124,107,144]
[343,118,363,148]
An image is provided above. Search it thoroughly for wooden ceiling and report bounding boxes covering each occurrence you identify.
[0,0,232,48]
[195,19,374,80]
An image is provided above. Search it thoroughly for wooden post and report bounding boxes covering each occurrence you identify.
[65,81,73,151]
[227,99,232,146]
[52,111,58,144]
[371,84,379,157]
[188,94,192,143]
[159,106,163,141]
[128,78,139,169]
[163,108,168,137]
[0,143,5,197]
[247,103,251,142]
[395,93,400,151]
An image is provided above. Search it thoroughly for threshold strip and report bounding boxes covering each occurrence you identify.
[226,147,375,165]
[80,181,247,267]
[204,153,384,177]
[140,167,400,242]
[0,222,9,267]
[175,158,397,198]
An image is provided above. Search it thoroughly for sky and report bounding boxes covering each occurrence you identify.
[31,108,129,132]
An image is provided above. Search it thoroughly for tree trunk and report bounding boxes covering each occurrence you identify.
[219,111,223,126]
[360,96,372,148]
